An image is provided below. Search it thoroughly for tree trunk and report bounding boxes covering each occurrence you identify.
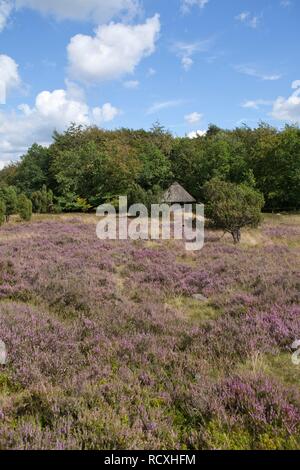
[231,229,241,244]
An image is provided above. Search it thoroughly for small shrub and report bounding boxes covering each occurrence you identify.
[31,186,53,213]
[0,186,18,222]
[204,178,264,243]
[0,199,6,225]
[17,194,33,221]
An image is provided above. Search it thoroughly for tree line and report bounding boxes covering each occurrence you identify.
[0,121,299,216]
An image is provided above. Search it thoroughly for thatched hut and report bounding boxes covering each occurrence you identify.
[162,182,196,205]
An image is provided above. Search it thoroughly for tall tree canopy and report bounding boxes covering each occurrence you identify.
[0,122,299,212]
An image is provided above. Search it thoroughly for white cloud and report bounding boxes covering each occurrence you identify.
[235,12,249,22]
[92,102,120,121]
[123,79,139,89]
[1,0,141,31]
[0,54,21,104]
[147,99,184,115]
[147,67,156,76]
[271,80,300,123]
[235,64,282,81]
[0,83,120,163]
[175,40,210,57]
[248,16,260,29]
[15,0,140,23]
[235,11,261,29]
[187,129,206,138]
[67,15,160,83]
[0,159,11,170]
[0,0,12,32]
[280,0,292,7]
[173,39,211,71]
[182,57,193,71]
[242,99,272,110]
[35,89,89,124]
[181,0,209,14]
[185,111,203,124]
[292,80,300,89]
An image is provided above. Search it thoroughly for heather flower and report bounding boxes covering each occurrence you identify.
[0,216,299,449]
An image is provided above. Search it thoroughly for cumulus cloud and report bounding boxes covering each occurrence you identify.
[92,102,120,121]
[0,83,120,163]
[181,0,209,14]
[15,0,140,23]
[67,15,160,83]
[0,0,12,32]
[292,80,300,89]
[185,111,203,124]
[187,129,206,138]
[271,80,300,123]
[0,54,21,104]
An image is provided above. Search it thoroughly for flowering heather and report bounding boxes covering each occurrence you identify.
[0,215,299,449]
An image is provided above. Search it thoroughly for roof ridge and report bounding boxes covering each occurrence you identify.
[162,182,196,203]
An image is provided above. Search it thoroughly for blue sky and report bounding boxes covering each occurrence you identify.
[0,0,299,167]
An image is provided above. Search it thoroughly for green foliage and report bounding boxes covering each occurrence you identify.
[204,420,252,450]
[138,143,172,189]
[17,193,33,221]
[204,420,300,450]
[50,139,141,207]
[250,125,300,210]
[0,185,18,221]
[13,144,50,194]
[31,191,43,213]
[56,194,91,212]
[31,185,54,213]
[128,184,163,210]
[0,122,299,213]
[204,178,265,243]
[0,199,6,225]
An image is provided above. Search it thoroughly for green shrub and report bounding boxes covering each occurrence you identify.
[31,186,53,213]
[204,178,265,243]
[56,194,91,212]
[18,194,33,221]
[0,199,6,225]
[0,185,18,221]
[128,183,163,210]
[204,420,252,450]
[31,191,43,213]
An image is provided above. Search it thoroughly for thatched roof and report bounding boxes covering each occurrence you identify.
[162,182,196,204]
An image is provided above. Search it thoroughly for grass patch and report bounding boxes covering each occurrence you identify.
[167,295,221,324]
[0,372,21,397]
[235,351,300,387]
[264,352,300,386]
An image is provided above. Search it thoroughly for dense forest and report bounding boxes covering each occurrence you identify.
[0,122,299,213]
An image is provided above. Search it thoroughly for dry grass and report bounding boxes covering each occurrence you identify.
[1,212,299,248]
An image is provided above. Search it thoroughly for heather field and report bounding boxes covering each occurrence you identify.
[0,214,300,450]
